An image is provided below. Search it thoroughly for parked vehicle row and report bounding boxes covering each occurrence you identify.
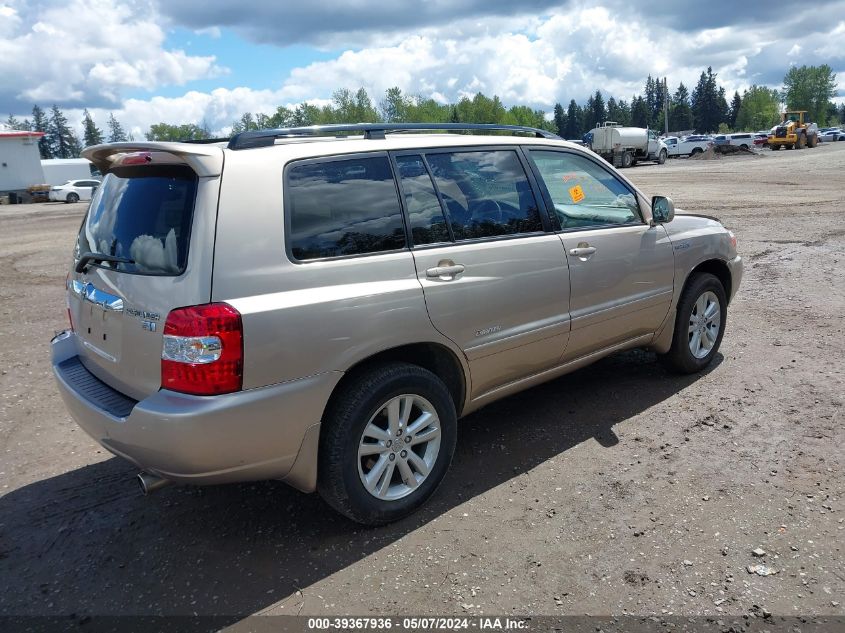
[663,136,713,157]
[818,127,844,142]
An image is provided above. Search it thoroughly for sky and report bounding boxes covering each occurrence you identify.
[2,0,844,138]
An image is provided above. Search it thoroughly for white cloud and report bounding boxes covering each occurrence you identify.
[10,0,845,136]
[0,0,223,111]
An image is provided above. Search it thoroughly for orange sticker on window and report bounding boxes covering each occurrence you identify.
[569,184,585,203]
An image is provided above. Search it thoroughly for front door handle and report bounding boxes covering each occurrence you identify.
[569,245,597,258]
[426,263,466,279]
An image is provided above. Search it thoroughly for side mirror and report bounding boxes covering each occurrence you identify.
[651,195,675,225]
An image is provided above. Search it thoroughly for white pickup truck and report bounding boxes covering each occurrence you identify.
[663,136,713,157]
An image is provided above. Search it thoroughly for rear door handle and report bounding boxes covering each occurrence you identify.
[569,246,597,257]
[426,264,465,279]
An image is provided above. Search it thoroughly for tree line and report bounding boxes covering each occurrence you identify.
[6,64,841,157]
[6,106,129,159]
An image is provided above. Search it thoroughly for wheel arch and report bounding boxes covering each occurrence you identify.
[335,342,467,415]
[649,257,733,355]
[283,342,467,494]
[688,258,732,304]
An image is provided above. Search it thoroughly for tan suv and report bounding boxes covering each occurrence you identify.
[51,123,742,525]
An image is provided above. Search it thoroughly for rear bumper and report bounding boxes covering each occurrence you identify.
[51,330,340,491]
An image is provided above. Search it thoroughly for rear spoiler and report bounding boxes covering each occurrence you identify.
[81,142,225,178]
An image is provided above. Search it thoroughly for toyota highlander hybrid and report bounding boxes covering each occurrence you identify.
[51,123,742,525]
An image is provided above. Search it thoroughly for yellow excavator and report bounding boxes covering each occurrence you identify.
[768,111,819,150]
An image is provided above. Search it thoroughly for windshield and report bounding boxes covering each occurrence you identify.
[75,165,197,275]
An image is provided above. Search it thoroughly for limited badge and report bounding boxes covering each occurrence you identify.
[568,184,585,203]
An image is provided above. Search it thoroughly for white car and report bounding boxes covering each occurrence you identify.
[49,179,101,203]
[818,128,843,142]
[663,135,713,157]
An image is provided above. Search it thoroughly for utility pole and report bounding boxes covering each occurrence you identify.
[664,76,669,135]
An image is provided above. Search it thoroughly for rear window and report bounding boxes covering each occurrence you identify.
[76,165,197,275]
[286,156,406,260]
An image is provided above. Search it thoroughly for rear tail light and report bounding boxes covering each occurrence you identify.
[161,303,243,395]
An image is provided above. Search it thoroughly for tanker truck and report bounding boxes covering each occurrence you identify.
[588,122,668,168]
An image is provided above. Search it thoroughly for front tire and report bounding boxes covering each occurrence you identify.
[66,192,79,203]
[318,363,457,525]
[657,149,667,165]
[658,273,727,374]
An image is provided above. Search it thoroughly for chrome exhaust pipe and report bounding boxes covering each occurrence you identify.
[137,471,171,495]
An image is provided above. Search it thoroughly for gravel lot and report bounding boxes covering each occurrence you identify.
[0,143,843,624]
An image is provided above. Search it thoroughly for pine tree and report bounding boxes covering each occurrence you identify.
[592,90,606,127]
[553,103,565,138]
[691,67,723,133]
[644,76,656,127]
[107,113,128,142]
[615,99,632,126]
[606,97,618,122]
[717,87,730,128]
[564,99,580,139]
[729,91,742,129]
[671,83,694,131]
[5,114,24,129]
[631,96,649,128]
[31,105,52,158]
[47,105,82,158]
[582,95,595,132]
[82,109,104,147]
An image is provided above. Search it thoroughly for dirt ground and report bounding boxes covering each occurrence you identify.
[0,142,843,625]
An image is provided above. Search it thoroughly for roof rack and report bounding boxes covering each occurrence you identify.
[182,137,230,145]
[227,123,560,150]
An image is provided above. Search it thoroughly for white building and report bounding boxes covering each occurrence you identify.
[0,126,46,192]
[41,158,97,185]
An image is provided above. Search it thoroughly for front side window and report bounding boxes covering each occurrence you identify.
[425,150,543,240]
[528,150,641,229]
[287,156,407,260]
[76,165,197,275]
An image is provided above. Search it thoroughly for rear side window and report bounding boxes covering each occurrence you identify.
[76,165,197,275]
[425,150,543,240]
[287,156,406,260]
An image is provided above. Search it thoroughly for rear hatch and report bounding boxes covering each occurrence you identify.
[69,143,224,400]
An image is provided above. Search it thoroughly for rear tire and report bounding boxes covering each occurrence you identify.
[66,192,79,203]
[621,151,633,168]
[658,273,727,374]
[318,362,457,525]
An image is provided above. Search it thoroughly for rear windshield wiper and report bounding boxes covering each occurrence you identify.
[75,252,135,273]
